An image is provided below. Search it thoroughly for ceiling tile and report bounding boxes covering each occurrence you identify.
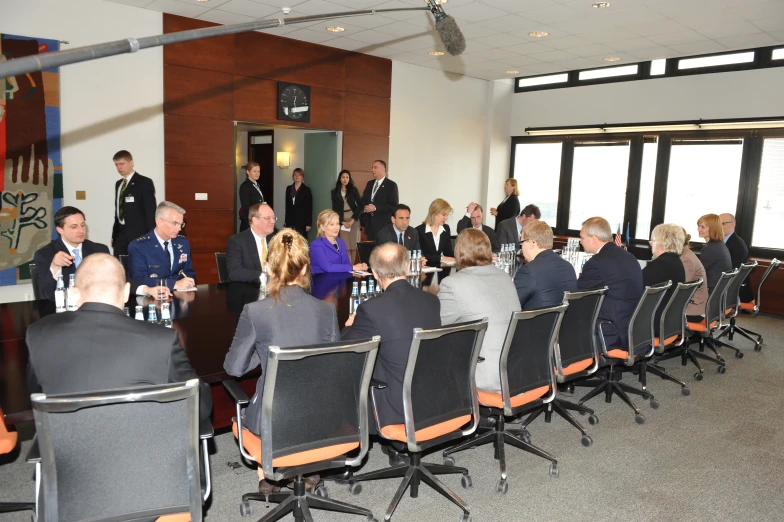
[459,40,494,54]
[577,27,645,43]
[503,42,557,55]
[536,35,595,49]
[385,33,439,51]
[648,0,724,19]
[521,62,567,74]
[684,18,764,40]
[624,19,690,37]
[375,20,426,37]
[347,28,403,44]
[260,24,304,35]
[283,28,340,44]
[627,46,677,60]
[218,0,280,18]
[528,49,579,62]
[549,16,615,35]
[565,43,619,57]
[473,33,529,48]
[597,6,667,26]
[753,16,784,33]
[481,0,561,14]
[583,52,638,64]
[525,4,588,25]
[143,0,211,17]
[306,19,367,33]
[251,0,309,7]
[549,56,600,70]
[765,29,784,43]
[106,0,158,8]
[648,30,709,46]
[507,25,574,42]
[329,0,389,8]
[470,48,527,61]
[324,37,374,50]
[458,23,503,39]
[337,13,400,29]
[605,37,660,52]
[370,0,436,20]
[196,9,257,24]
[443,3,512,23]
[474,15,540,34]
[730,1,784,21]
[715,32,777,50]
[668,40,728,55]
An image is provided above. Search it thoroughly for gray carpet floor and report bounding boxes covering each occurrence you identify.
[2,314,783,522]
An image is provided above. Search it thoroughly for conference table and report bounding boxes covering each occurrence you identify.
[0,268,451,429]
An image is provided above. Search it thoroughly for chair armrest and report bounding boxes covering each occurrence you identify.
[26,436,40,464]
[370,378,387,389]
[477,356,485,363]
[222,379,249,406]
[597,318,613,325]
[200,419,214,440]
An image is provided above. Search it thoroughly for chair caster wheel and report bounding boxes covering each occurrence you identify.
[240,501,253,517]
[649,398,660,409]
[460,513,472,522]
[694,372,704,381]
[461,474,473,489]
[635,413,645,424]
[754,343,762,352]
[349,482,362,495]
[549,463,559,478]
[681,386,691,396]
[520,429,531,444]
[718,366,727,374]
[717,357,725,364]
[577,410,586,416]
[581,434,593,447]
[496,478,508,494]
[735,351,744,359]
[588,414,599,425]
[315,484,329,498]
[443,456,456,467]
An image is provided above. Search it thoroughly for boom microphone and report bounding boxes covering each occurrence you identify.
[428,0,466,56]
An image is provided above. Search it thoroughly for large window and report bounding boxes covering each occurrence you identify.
[512,142,562,225]
[635,138,658,239]
[663,139,743,237]
[753,138,784,249]
[568,141,630,232]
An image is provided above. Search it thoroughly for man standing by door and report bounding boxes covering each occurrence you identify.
[112,150,156,257]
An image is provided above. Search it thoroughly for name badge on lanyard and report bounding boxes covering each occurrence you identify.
[125,196,134,203]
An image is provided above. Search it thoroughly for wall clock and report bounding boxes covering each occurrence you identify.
[277,82,311,123]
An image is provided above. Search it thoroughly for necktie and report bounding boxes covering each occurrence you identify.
[398,232,403,245]
[371,181,380,202]
[163,241,172,270]
[260,238,268,268]
[118,178,128,221]
[72,249,82,269]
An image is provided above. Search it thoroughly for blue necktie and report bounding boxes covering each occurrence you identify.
[72,249,82,269]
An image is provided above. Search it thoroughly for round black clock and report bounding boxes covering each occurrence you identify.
[277,82,311,123]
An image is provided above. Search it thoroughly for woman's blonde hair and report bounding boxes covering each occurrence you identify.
[650,224,685,255]
[316,209,339,238]
[422,198,453,226]
[454,228,493,269]
[697,213,724,242]
[506,178,520,197]
[266,228,311,302]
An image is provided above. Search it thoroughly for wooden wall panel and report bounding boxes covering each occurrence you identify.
[342,133,389,172]
[163,16,234,74]
[166,165,235,211]
[164,65,234,120]
[344,53,392,98]
[343,93,390,136]
[164,115,234,165]
[351,171,374,195]
[192,253,220,285]
[184,210,234,253]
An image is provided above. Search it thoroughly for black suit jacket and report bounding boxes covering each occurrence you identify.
[495,216,522,251]
[361,178,399,240]
[375,224,421,251]
[456,216,499,251]
[284,183,313,235]
[577,243,643,349]
[238,178,266,231]
[514,249,577,310]
[331,186,362,222]
[725,233,752,302]
[33,239,111,300]
[226,228,277,282]
[642,252,686,332]
[26,302,212,426]
[342,280,441,427]
[415,223,454,267]
[699,240,732,292]
[494,194,519,231]
[112,172,156,242]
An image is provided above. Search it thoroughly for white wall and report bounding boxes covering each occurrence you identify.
[0,0,164,303]
[482,80,515,229]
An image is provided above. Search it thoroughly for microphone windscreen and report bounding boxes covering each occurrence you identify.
[435,15,466,56]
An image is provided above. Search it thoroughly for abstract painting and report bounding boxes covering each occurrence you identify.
[0,33,62,286]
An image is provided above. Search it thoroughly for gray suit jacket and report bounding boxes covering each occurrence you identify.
[496,216,521,251]
[438,264,521,392]
[223,285,340,433]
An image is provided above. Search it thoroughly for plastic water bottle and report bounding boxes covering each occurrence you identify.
[147,304,158,323]
[66,274,78,311]
[54,274,66,313]
[367,279,376,298]
[360,281,368,304]
[408,250,415,275]
[349,282,359,314]
[134,306,144,321]
[160,303,172,328]
[123,307,130,318]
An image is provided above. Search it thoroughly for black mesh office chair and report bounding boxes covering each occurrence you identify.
[519,288,606,448]
[28,379,212,522]
[0,407,35,515]
[224,337,380,522]
[685,270,736,376]
[574,282,670,424]
[443,305,567,494]
[735,258,780,348]
[357,241,376,266]
[349,320,487,522]
[29,263,41,300]
[715,261,759,352]
[215,253,229,283]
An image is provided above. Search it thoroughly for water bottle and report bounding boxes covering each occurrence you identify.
[367,279,376,298]
[408,250,415,275]
[66,274,78,311]
[416,250,423,274]
[134,306,144,321]
[349,282,359,314]
[160,303,173,328]
[147,304,158,323]
[123,307,130,318]
[54,274,66,313]
[360,281,368,304]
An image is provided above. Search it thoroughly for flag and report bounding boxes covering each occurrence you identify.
[614,224,623,247]
[625,222,631,246]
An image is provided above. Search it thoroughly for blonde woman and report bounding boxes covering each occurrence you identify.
[696,213,732,292]
[416,198,456,266]
[311,209,368,274]
[490,178,520,231]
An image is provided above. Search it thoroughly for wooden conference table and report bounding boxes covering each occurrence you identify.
[0,269,451,429]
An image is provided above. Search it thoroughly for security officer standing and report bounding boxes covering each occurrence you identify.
[112,150,157,257]
[128,201,196,293]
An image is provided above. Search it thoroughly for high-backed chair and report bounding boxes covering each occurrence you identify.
[0,408,35,515]
[575,282,670,424]
[29,263,42,300]
[348,320,487,522]
[685,270,737,375]
[224,337,380,522]
[519,288,606,447]
[716,261,759,352]
[649,279,702,387]
[28,379,212,522]
[118,254,130,278]
[215,253,229,283]
[357,241,376,266]
[736,258,780,348]
[442,306,567,494]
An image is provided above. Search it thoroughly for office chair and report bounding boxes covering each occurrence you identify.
[357,241,376,266]
[684,269,737,375]
[0,407,35,515]
[716,261,762,351]
[349,320,488,522]
[28,263,42,300]
[224,337,380,522]
[647,279,702,389]
[443,306,567,494]
[519,288,606,447]
[28,379,212,522]
[118,254,130,277]
[215,252,230,283]
[735,258,780,348]
[575,282,670,424]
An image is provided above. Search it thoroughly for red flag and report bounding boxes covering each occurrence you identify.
[614,233,623,247]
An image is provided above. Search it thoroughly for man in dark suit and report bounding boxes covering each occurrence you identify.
[514,220,577,309]
[720,213,752,302]
[577,216,643,351]
[112,150,157,257]
[33,206,110,301]
[496,204,540,251]
[342,243,440,436]
[457,202,498,251]
[361,159,399,241]
[226,203,277,282]
[26,253,212,427]
[375,204,421,251]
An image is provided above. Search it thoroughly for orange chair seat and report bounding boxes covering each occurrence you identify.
[478,385,550,409]
[606,348,628,359]
[232,423,359,467]
[654,335,679,347]
[725,307,734,315]
[561,358,593,376]
[0,431,17,455]
[380,415,472,443]
[740,301,756,311]
[157,515,190,522]
[687,319,718,333]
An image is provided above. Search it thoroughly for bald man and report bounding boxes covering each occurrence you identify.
[26,253,211,426]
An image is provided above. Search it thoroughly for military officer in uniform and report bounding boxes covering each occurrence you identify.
[128,201,196,293]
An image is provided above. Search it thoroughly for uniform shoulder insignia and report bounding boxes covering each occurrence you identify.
[135,235,150,242]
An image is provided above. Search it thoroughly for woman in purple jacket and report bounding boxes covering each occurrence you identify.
[311,209,368,275]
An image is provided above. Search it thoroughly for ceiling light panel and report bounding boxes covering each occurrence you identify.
[517,73,569,88]
[579,64,638,80]
[677,51,754,70]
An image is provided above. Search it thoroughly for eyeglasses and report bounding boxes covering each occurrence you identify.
[721,221,732,225]
[258,215,278,222]
[161,219,185,229]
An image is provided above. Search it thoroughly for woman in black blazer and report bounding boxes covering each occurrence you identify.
[284,167,313,238]
[642,224,686,333]
[490,178,520,231]
[416,198,456,267]
[331,169,363,262]
[697,214,732,292]
[238,161,265,232]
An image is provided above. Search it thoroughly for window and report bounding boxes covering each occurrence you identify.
[753,138,784,249]
[518,73,568,89]
[635,138,658,239]
[568,141,630,232]
[663,139,743,236]
[578,64,638,81]
[678,51,754,70]
[512,142,562,225]
[650,59,666,75]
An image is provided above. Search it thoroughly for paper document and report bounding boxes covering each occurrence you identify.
[341,225,352,232]
[174,287,198,292]
[352,270,373,276]
[441,260,457,267]
[421,267,443,274]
